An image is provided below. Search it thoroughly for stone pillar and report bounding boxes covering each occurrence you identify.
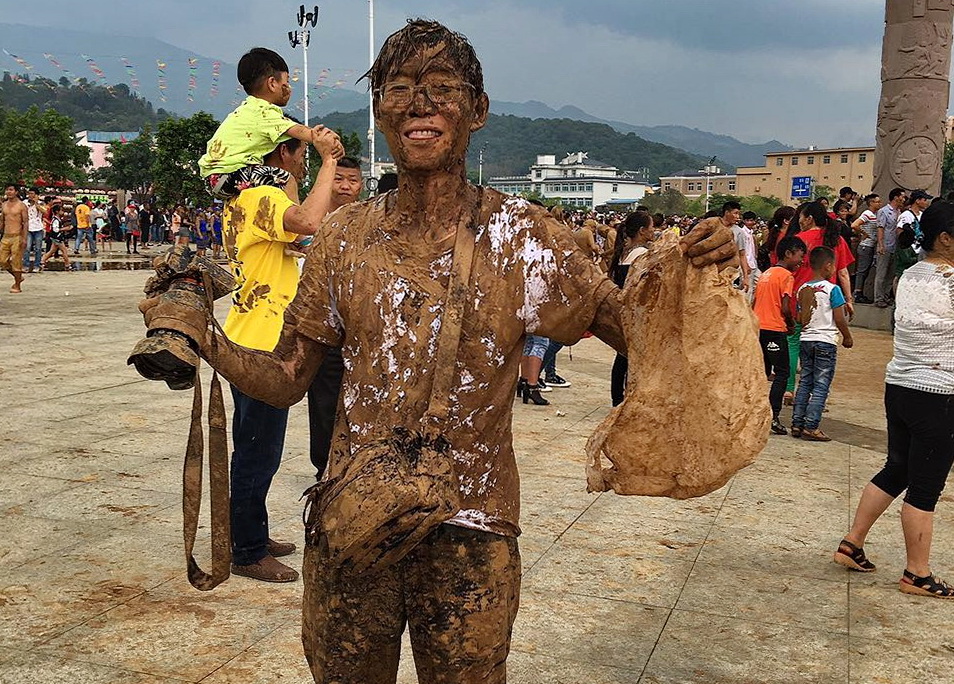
[874,0,954,198]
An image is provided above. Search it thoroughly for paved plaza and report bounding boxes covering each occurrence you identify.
[1,260,952,683]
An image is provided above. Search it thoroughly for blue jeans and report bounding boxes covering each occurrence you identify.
[23,231,44,270]
[230,385,289,565]
[73,228,97,255]
[542,340,564,377]
[792,341,837,430]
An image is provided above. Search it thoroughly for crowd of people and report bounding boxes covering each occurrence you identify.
[0,187,226,289]
[7,18,954,684]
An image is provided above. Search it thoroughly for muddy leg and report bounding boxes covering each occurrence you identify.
[404,525,521,684]
[301,542,404,683]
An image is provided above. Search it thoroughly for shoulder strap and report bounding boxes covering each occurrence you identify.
[182,364,232,590]
[423,188,486,431]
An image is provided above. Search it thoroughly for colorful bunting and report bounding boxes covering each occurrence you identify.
[120,57,141,92]
[156,59,168,101]
[187,56,198,102]
[209,60,221,98]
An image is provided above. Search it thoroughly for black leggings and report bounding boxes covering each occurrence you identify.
[759,330,790,418]
[871,384,954,512]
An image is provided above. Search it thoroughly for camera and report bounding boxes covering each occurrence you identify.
[127,244,236,390]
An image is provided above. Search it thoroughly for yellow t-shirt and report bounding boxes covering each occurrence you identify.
[198,96,295,178]
[75,203,91,229]
[222,186,300,351]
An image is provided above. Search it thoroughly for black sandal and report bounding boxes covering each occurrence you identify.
[900,570,954,598]
[833,539,876,572]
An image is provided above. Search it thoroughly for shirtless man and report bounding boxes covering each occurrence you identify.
[1,184,28,293]
[141,20,736,682]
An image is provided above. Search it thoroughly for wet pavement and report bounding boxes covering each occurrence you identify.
[1,267,952,683]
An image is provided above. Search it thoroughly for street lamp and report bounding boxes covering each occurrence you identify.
[289,5,319,182]
[478,142,487,186]
[700,156,720,213]
[368,0,376,182]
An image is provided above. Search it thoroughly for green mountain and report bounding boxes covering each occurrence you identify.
[0,73,168,131]
[319,108,708,181]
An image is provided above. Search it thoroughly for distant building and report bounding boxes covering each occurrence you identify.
[75,130,141,170]
[736,146,875,200]
[658,169,738,198]
[486,152,652,210]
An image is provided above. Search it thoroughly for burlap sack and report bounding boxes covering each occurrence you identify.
[586,229,770,499]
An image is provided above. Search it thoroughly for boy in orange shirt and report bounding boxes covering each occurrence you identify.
[753,235,806,435]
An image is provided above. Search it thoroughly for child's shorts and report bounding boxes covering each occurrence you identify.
[206,165,291,199]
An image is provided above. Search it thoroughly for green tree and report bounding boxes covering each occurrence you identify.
[0,105,90,185]
[813,184,835,202]
[640,188,687,215]
[941,142,954,197]
[151,112,219,205]
[741,194,784,219]
[95,126,154,201]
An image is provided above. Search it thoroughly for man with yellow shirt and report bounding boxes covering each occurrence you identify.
[223,125,341,583]
[73,197,96,256]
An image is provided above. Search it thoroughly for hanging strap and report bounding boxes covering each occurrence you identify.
[423,189,485,433]
[182,362,232,590]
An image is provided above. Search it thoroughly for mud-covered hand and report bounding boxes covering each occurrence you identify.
[139,295,212,351]
[681,217,739,270]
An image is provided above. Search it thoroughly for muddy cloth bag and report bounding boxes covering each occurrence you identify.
[586,228,770,499]
[302,194,487,574]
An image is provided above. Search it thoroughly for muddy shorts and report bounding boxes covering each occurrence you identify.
[0,236,24,272]
[302,523,521,684]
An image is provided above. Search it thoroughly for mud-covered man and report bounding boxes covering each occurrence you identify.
[145,20,736,682]
[0,184,28,293]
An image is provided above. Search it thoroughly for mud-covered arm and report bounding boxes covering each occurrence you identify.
[141,295,328,408]
[203,326,327,408]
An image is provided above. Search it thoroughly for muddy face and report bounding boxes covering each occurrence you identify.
[375,49,488,176]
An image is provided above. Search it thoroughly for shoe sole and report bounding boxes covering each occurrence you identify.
[801,434,832,442]
[833,551,875,573]
[231,565,299,583]
[899,582,954,598]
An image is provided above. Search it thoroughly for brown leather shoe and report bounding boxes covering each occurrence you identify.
[267,538,296,557]
[801,428,832,442]
[231,555,299,583]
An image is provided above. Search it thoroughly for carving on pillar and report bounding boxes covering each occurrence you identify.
[892,23,951,77]
[873,0,954,198]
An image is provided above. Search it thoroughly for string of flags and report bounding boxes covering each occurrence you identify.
[156,59,168,101]
[187,56,198,102]
[209,60,221,98]
[120,57,140,92]
[3,51,362,104]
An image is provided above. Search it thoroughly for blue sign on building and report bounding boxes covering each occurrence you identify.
[791,176,814,199]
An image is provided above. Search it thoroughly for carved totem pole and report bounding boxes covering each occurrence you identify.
[874,0,954,198]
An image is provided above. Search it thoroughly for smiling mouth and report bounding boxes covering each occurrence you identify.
[405,130,442,140]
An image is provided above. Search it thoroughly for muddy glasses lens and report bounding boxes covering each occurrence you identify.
[378,83,473,106]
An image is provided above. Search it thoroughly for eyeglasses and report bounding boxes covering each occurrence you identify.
[376,82,474,107]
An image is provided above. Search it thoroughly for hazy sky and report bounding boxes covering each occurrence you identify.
[0,0,913,146]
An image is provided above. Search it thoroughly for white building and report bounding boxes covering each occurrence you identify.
[487,152,652,210]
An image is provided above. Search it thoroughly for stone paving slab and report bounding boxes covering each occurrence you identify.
[1,268,952,684]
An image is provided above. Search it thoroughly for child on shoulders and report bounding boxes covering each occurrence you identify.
[199,47,342,199]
